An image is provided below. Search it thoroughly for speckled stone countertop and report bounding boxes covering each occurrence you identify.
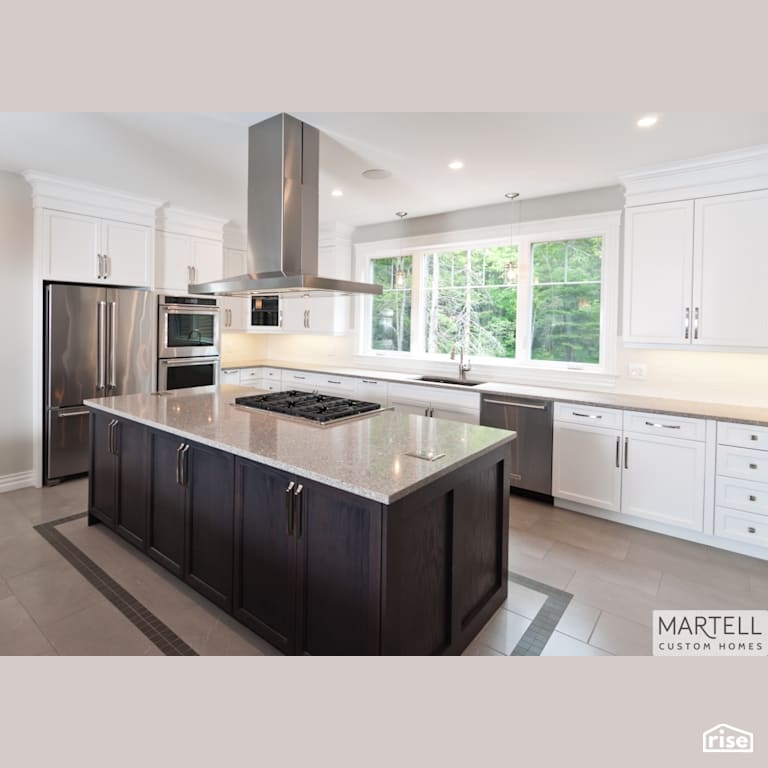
[84,385,516,504]
[221,359,768,427]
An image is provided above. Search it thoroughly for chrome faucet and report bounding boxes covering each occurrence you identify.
[450,343,472,381]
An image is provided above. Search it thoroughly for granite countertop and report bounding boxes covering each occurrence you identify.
[84,385,516,504]
[220,359,768,427]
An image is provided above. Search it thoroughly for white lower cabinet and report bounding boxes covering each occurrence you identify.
[552,422,622,512]
[355,378,389,406]
[715,421,768,552]
[552,404,707,533]
[388,383,479,424]
[621,431,706,531]
[220,368,242,385]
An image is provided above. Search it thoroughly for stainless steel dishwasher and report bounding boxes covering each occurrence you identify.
[480,395,553,499]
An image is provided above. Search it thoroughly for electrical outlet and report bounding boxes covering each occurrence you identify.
[628,363,647,380]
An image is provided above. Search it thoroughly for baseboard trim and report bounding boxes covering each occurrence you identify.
[0,470,34,493]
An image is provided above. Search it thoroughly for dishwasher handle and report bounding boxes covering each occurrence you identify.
[482,398,549,411]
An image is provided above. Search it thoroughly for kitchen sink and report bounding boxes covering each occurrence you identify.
[416,376,487,387]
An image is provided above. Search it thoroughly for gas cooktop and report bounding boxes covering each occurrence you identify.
[234,390,382,424]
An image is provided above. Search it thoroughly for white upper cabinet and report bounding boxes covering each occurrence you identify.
[101,219,153,286]
[42,210,152,287]
[621,145,768,350]
[154,206,228,294]
[27,172,160,289]
[43,209,101,283]
[692,189,768,347]
[623,201,694,344]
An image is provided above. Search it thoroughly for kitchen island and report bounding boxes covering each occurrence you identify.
[84,385,515,655]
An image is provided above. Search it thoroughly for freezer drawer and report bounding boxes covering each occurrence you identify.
[47,407,91,481]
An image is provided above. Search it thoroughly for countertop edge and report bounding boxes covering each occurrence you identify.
[84,398,515,505]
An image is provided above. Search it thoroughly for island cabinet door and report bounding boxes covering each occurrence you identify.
[113,418,149,548]
[184,442,235,611]
[233,459,299,655]
[90,410,118,525]
[294,481,382,656]
[147,430,187,577]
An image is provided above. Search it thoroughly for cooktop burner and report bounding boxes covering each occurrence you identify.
[234,390,382,423]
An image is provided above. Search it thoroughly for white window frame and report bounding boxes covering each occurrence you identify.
[353,211,621,385]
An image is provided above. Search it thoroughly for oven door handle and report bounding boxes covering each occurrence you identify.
[160,356,220,367]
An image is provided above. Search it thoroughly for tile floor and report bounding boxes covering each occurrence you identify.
[0,480,766,655]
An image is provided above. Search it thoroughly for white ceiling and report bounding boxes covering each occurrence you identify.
[1,112,767,231]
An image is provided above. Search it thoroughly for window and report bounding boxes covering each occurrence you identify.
[360,213,619,373]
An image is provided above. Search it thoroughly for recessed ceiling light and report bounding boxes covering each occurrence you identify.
[448,160,464,170]
[331,189,343,197]
[637,115,658,128]
[362,168,392,180]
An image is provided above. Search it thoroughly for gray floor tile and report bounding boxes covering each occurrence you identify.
[508,528,553,559]
[475,607,531,655]
[503,582,548,619]
[43,600,162,656]
[655,572,762,612]
[541,631,612,656]
[508,549,575,590]
[589,611,652,656]
[8,559,106,627]
[0,595,57,655]
[555,599,601,642]
[0,530,65,580]
[566,572,656,628]
[462,640,504,656]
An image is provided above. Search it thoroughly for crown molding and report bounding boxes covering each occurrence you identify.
[22,170,164,226]
[621,145,768,206]
[156,204,229,241]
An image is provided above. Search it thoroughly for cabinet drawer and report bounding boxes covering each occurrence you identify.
[716,475,768,517]
[718,421,768,451]
[261,367,282,380]
[316,375,357,396]
[554,402,622,429]
[716,445,768,483]
[715,507,768,549]
[238,368,263,385]
[623,411,706,442]
[282,370,321,390]
[388,382,479,411]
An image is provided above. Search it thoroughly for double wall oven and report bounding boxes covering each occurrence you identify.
[157,295,220,391]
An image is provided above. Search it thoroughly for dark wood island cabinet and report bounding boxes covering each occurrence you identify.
[86,388,513,655]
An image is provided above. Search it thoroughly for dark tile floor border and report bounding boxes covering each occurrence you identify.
[34,512,198,656]
[507,571,574,656]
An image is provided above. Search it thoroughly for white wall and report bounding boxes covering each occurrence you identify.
[0,172,33,482]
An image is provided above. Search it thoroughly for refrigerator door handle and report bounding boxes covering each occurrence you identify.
[108,301,116,392]
[97,301,107,391]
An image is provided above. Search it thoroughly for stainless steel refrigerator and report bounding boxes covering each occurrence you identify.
[44,283,154,484]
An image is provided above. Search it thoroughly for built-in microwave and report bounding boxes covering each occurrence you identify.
[250,295,280,327]
[158,295,220,358]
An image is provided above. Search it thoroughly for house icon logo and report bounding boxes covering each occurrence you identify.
[702,723,754,753]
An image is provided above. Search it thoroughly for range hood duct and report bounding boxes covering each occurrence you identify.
[189,113,382,297]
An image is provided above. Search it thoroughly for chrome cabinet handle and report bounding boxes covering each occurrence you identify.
[693,307,700,340]
[624,437,629,469]
[424,407,429,417]
[181,444,190,486]
[684,307,690,340]
[293,483,304,537]
[306,309,310,328]
[104,254,110,279]
[748,527,757,534]
[573,411,602,419]
[285,480,296,535]
[97,301,106,391]
[749,463,758,470]
[57,408,90,418]
[176,444,184,485]
[293,375,306,380]
[644,421,681,429]
[749,495,757,502]
[327,379,341,385]
[615,436,620,468]
[483,399,548,410]
[361,379,378,385]
[750,434,759,441]
[97,254,103,279]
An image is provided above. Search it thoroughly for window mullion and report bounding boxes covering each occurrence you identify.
[411,251,425,354]
[516,237,532,362]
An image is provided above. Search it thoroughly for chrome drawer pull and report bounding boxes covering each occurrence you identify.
[749,495,757,502]
[645,421,681,429]
[750,434,759,441]
[748,527,756,534]
[749,463,758,470]
[573,411,602,419]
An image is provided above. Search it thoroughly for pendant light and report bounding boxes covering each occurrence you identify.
[504,192,520,284]
[395,211,408,287]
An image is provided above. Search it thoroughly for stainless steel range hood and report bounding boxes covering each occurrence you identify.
[189,113,382,297]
